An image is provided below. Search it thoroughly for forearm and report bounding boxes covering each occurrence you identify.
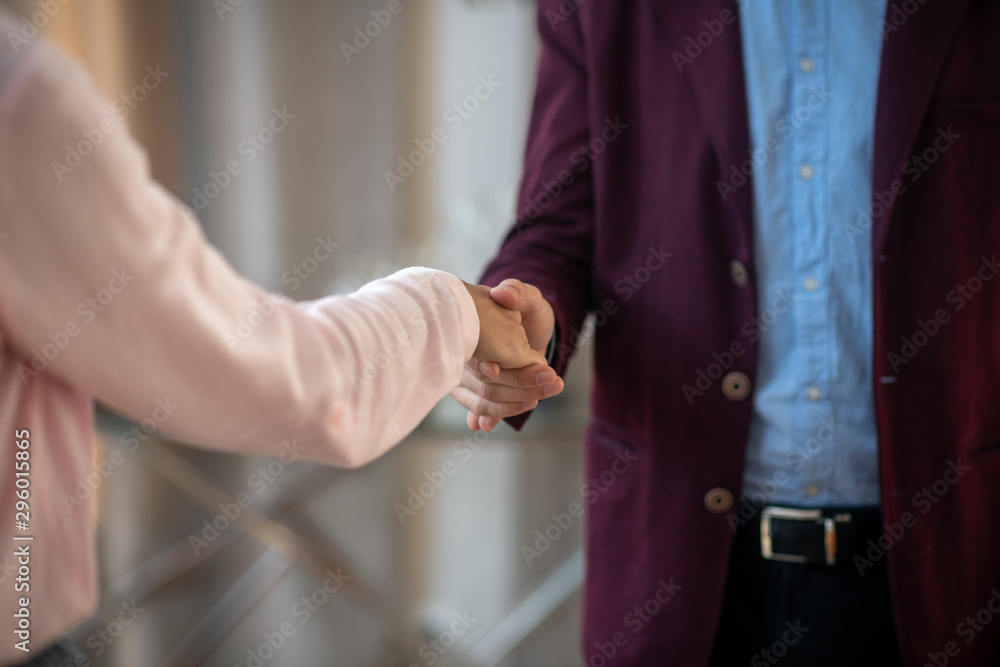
[0,40,480,468]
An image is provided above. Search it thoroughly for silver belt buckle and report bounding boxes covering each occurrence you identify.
[760,506,844,566]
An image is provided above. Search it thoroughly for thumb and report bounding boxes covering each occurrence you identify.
[489,279,525,311]
[490,279,554,352]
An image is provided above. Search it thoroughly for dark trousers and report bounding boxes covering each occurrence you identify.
[709,506,904,667]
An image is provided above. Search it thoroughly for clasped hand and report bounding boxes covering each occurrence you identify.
[456,280,564,431]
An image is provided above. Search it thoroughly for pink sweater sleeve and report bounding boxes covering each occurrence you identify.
[0,43,479,468]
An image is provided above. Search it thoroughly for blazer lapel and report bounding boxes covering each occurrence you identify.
[646,0,754,245]
[644,1,970,258]
[872,0,973,255]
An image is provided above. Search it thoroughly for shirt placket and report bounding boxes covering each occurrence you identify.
[790,0,834,501]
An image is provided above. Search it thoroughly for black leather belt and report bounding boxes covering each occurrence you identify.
[755,504,882,566]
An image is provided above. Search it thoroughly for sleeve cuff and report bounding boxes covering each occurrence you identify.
[441,272,479,362]
[545,320,560,366]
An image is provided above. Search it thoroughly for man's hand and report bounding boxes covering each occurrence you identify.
[452,279,563,432]
[463,282,547,369]
[489,279,555,352]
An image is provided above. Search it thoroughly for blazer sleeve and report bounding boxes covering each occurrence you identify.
[0,42,479,468]
[480,0,595,428]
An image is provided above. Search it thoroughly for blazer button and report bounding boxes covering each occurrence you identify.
[722,372,751,401]
[704,487,734,514]
[729,260,750,288]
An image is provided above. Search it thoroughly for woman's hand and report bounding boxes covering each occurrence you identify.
[463,282,548,369]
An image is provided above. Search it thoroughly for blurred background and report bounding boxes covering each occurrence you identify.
[12,0,598,665]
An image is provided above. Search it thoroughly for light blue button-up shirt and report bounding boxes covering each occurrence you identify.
[738,0,887,507]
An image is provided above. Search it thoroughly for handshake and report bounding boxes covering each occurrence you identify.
[455,279,565,431]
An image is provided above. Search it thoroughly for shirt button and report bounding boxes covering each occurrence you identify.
[729,260,750,288]
[704,487,735,514]
[803,277,819,292]
[806,484,821,497]
[806,386,821,400]
[722,372,751,401]
[799,165,815,180]
[799,58,815,72]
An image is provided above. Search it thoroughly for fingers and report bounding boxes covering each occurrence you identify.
[461,365,563,403]
[500,345,548,370]
[466,362,557,390]
[465,413,502,433]
[465,412,520,433]
[450,361,564,431]
[458,277,560,431]
[450,385,540,420]
[477,360,499,379]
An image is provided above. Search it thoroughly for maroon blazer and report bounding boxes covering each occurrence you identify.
[482,0,1000,664]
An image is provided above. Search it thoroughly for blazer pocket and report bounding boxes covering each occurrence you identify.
[976,440,1000,460]
[925,99,1000,129]
[586,414,641,455]
[972,420,1000,460]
